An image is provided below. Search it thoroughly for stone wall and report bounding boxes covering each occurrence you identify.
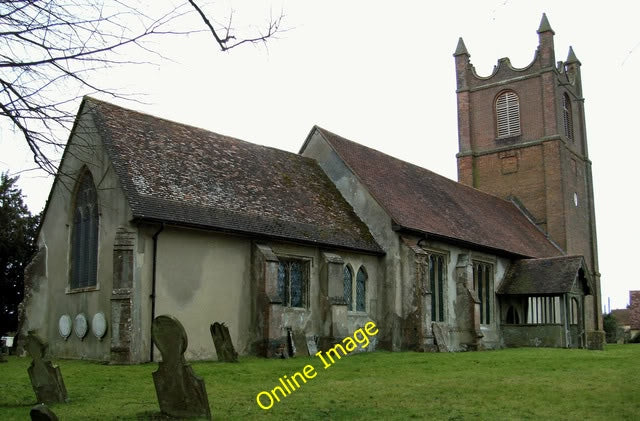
[501,324,565,348]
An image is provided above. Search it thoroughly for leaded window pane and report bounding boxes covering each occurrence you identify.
[277,258,308,308]
[484,266,490,324]
[356,267,367,312]
[429,255,436,321]
[290,261,303,308]
[429,254,446,323]
[343,266,353,311]
[277,262,287,304]
[437,256,444,322]
[70,171,98,289]
[473,262,492,325]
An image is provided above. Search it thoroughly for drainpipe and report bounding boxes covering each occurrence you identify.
[150,223,164,362]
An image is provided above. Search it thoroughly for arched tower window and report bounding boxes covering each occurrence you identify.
[343,265,353,311]
[70,170,99,289]
[496,91,521,138]
[355,266,367,312]
[563,93,574,140]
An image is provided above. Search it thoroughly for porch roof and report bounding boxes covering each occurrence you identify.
[497,256,594,296]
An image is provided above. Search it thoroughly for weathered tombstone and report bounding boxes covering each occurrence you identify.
[30,403,58,421]
[432,322,450,352]
[151,315,211,419]
[209,322,238,362]
[306,336,318,356]
[25,333,68,404]
[0,337,7,362]
[292,331,309,356]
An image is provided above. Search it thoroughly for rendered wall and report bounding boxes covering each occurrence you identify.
[303,130,512,352]
[21,110,136,361]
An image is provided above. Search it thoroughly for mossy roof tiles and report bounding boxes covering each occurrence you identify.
[82,98,382,254]
[314,126,561,258]
[498,256,593,295]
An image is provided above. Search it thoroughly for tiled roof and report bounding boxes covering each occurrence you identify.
[81,98,382,254]
[313,127,561,258]
[497,256,593,295]
[610,309,630,326]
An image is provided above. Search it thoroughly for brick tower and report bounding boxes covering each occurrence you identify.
[454,14,603,338]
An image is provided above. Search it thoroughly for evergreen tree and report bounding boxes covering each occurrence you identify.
[0,173,40,335]
[603,312,618,343]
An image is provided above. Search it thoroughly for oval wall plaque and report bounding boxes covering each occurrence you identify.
[74,313,88,340]
[58,314,72,340]
[92,312,107,340]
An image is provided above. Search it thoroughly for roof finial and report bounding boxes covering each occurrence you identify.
[454,37,469,56]
[566,46,581,65]
[537,13,555,35]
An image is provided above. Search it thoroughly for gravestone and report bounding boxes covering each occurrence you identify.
[0,337,7,362]
[152,315,211,419]
[306,336,318,355]
[25,333,68,404]
[209,322,238,362]
[292,332,309,356]
[30,404,58,421]
[432,322,450,352]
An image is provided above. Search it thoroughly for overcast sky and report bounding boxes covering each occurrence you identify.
[1,0,638,310]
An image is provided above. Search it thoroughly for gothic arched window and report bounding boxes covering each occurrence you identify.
[563,93,574,140]
[343,265,353,311]
[496,91,521,138]
[356,266,367,312]
[70,170,99,289]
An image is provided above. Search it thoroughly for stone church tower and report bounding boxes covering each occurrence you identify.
[453,14,603,337]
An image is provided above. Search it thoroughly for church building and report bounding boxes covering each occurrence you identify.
[20,14,603,363]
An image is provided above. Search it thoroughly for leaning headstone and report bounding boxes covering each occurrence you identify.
[292,331,309,356]
[432,322,450,352]
[25,333,68,404]
[209,322,238,362]
[30,403,59,421]
[152,315,211,419]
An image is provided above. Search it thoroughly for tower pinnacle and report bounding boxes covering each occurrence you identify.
[537,13,554,34]
[454,37,469,56]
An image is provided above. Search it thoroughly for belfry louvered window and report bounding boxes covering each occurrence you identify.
[496,91,521,138]
[563,93,574,140]
[70,170,99,289]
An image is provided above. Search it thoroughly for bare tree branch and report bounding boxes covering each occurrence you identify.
[187,0,284,51]
[1,0,287,175]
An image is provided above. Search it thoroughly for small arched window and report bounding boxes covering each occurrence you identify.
[356,266,367,312]
[343,265,353,311]
[496,91,521,138]
[563,93,574,140]
[70,170,99,289]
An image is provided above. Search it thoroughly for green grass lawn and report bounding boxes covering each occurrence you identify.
[1,345,638,420]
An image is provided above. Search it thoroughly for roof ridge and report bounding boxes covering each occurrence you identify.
[84,96,312,162]
[313,125,560,258]
[314,125,534,210]
[77,98,383,254]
